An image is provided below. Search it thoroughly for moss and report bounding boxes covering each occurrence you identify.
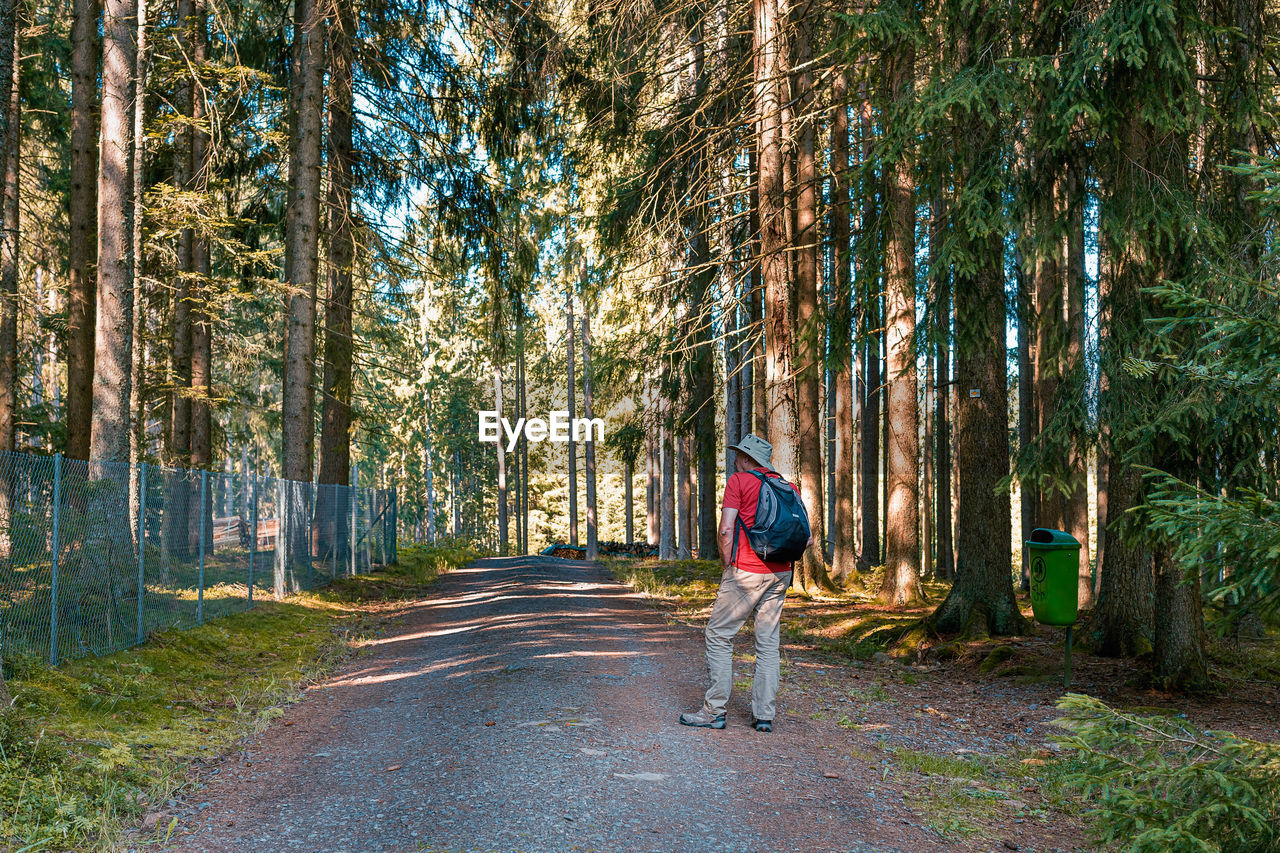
[0,543,476,851]
[978,645,1018,673]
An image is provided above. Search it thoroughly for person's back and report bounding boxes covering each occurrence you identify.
[679,434,810,733]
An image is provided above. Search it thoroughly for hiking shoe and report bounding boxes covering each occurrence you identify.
[751,718,773,733]
[679,708,726,729]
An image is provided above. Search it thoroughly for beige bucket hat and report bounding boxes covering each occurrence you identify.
[728,433,775,472]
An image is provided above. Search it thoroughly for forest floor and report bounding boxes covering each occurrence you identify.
[130,554,1100,853]
[610,557,1280,849]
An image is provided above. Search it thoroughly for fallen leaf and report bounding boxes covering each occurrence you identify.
[283,721,294,727]
[385,764,402,772]
[485,721,495,726]
[823,772,840,779]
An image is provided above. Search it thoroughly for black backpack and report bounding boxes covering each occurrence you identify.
[732,471,811,564]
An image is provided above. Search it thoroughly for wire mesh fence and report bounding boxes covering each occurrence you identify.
[0,451,397,667]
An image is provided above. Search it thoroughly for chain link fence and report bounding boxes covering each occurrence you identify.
[0,451,397,667]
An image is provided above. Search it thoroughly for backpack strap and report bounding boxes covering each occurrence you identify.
[731,471,776,564]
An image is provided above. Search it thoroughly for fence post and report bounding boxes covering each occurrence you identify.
[48,453,62,666]
[249,472,257,604]
[136,462,147,645]
[332,486,338,578]
[350,486,357,576]
[197,470,207,624]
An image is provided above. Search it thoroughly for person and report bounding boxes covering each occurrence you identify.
[679,434,810,732]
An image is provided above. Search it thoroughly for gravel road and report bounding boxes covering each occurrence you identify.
[162,556,950,853]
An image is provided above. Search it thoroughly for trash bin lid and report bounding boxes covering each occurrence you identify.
[1026,528,1081,550]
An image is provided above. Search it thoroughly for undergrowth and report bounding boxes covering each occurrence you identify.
[0,542,477,851]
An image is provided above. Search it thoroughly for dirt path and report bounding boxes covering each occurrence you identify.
[161,556,959,853]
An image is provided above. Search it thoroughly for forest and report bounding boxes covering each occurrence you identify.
[0,0,1278,844]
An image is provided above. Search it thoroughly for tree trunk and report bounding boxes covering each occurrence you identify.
[281,0,324,485]
[1065,160,1092,608]
[66,0,99,460]
[857,94,880,573]
[581,313,598,560]
[518,313,529,554]
[0,10,17,456]
[495,367,507,556]
[788,0,831,594]
[317,0,355,563]
[879,38,921,606]
[676,431,691,560]
[188,0,211,473]
[1016,239,1034,591]
[646,412,658,546]
[1152,543,1207,689]
[830,65,856,584]
[928,4,1024,636]
[89,0,136,465]
[659,404,675,560]
[624,460,634,544]
[934,198,954,579]
[566,288,578,546]
[748,144,763,436]
[169,0,194,468]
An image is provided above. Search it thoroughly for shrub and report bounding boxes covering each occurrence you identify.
[1054,693,1280,852]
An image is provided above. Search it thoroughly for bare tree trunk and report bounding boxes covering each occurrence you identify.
[581,312,598,560]
[748,144,764,436]
[755,0,803,573]
[676,430,691,560]
[857,94,880,573]
[659,402,675,560]
[932,197,954,580]
[830,65,856,584]
[90,0,136,465]
[279,0,324,583]
[495,366,507,555]
[1016,240,1034,591]
[624,460,634,544]
[129,0,148,473]
[189,0,211,474]
[1065,160,1092,608]
[518,314,529,554]
[67,0,99,461]
[170,0,194,468]
[788,0,831,594]
[879,37,921,606]
[646,411,658,546]
[317,0,354,567]
[928,6,1024,636]
[566,287,578,546]
[0,10,17,456]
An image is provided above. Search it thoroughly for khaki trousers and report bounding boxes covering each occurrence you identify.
[702,567,791,721]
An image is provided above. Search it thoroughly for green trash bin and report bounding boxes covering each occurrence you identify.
[1026,528,1081,627]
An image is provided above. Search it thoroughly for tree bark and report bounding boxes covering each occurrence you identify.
[495,366,507,556]
[933,196,954,580]
[66,0,99,461]
[830,66,857,584]
[624,460,634,544]
[89,0,136,465]
[581,313,598,560]
[188,0,211,472]
[879,38,921,606]
[1065,159,1092,608]
[0,10,17,456]
[566,287,578,546]
[857,94,880,573]
[318,0,355,568]
[928,4,1025,636]
[676,430,691,560]
[659,402,675,560]
[1016,238,1034,591]
[281,0,325,484]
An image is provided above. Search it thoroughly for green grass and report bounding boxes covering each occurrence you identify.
[0,542,478,851]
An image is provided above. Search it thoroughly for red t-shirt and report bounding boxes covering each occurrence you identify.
[723,468,801,573]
